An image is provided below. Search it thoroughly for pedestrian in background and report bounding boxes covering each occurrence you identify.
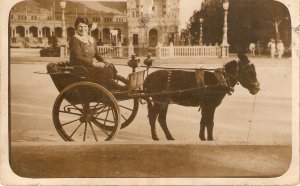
[277,40,285,59]
[249,42,255,56]
[267,39,276,59]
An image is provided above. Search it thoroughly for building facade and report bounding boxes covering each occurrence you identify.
[127,0,180,48]
[9,0,180,48]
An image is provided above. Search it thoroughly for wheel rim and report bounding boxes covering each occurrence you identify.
[53,82,120,141]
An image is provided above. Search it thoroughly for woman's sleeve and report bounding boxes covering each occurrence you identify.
[69,38,93,66]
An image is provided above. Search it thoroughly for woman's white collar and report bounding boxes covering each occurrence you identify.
[74,34,94,44]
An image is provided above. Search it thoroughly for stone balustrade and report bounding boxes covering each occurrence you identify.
[97,46,128,58]
[157,45,224,59]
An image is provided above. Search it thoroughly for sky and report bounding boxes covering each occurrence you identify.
[94,0,203,30]
[179,0,202,29]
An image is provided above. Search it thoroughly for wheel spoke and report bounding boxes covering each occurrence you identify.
[88,121,98,141]
[119,104,134,111]
[61,118,81,126]
[96,108,113,115]
[121,114,127,121]
[91,102,104,112]
[93,105,109,115]
[70,122,83,138]
[75,88,86,111]
[112,109,118,122]
[94,117,115,124]
[64,102,83,114]
[83,122,87,141]
[94,106,109,118]
[59,110,82,116]
[91,119,110,136]
[103,108,110,126]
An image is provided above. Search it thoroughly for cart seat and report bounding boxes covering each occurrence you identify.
[47,62,89,93]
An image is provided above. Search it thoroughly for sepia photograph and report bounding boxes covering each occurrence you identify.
[1,0,299,185]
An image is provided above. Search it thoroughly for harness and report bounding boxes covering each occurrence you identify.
[166,70,172,91]
[195,67,234,95]
[145,61,256,106]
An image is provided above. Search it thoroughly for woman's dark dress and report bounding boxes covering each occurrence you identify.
[69,35,116,85]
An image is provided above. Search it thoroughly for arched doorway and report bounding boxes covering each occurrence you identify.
[102,28,110,44]
[113,28,122,44]
[67,27,75,40]
[55,27,62,37]
[149,29,158,47]
[29,26,38,37]
[16,26,25,37]
[168,33,175,45]
[42,27,51,38]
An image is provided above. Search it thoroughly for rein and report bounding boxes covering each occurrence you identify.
[113,63,218,71]
[247,94,257,143]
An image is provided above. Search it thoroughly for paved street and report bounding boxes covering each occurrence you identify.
[8,55,293,178]
[10,56,292,144]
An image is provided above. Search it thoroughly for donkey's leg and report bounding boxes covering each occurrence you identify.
[157,102,175,140]
[146,99,160,140]
[207,121,215,141]
[199,106,215,141]
[206,107,216,141]
[199,120,206,141]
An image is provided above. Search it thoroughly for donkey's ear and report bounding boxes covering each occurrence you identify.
[237,52,250,64]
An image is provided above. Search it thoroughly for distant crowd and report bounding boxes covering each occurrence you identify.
[248,39,289,59]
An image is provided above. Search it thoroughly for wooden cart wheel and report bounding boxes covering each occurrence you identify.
[113,75,139,129]
[52,82,121,141]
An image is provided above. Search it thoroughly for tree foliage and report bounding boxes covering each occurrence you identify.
[186,0,291,52]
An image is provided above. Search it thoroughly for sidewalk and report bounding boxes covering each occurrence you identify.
[10,143,291,178]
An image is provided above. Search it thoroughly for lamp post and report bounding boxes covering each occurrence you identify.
[199,17,203,46]
[60,1,66,38]
[190,17,195,46]
[59,0,67,57]
[221,0,229,58]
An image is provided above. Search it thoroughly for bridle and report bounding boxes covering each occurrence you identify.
[224,61,258,87]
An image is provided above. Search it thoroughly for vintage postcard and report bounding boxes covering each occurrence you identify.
[1,0,299,185]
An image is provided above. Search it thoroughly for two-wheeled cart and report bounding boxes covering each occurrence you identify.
[46,63,216,141]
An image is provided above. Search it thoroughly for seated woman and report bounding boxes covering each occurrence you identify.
[69,16,123,89]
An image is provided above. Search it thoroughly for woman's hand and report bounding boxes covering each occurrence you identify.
[92,61,106,68]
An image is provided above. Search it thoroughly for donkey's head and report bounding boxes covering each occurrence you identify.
[237,53,260,95]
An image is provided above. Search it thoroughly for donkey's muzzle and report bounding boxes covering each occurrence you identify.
[249,81,260,95]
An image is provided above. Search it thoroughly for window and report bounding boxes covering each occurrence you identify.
[133,34,138,45]
[104,18,112,22]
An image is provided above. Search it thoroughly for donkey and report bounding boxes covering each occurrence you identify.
[143,53,260,141]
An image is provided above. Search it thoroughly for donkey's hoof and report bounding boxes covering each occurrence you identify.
[152,137,159,141]
[200,137,206,141]
[207,138,214,141]
[167,137,175,140]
